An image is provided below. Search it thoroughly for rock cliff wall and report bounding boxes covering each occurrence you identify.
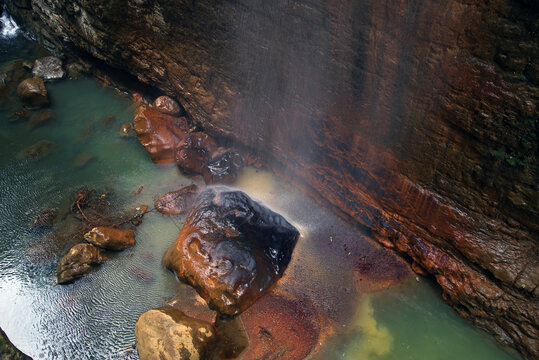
[7,0,538,357]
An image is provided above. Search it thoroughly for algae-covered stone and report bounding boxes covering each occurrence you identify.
[135,306,216,360]
[57,243,104,284]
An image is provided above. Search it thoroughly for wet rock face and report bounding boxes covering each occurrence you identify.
[175,132,217,174]
[9,0,538,357]
[135,306,216,360]
[84,227,135,251]
[155,184,199,215]
[16,77,48,109]
[133,104,190,163]
[57,243,104,284]
[201,151,243,185]
[163,187,300,315]
[32,56,65,80]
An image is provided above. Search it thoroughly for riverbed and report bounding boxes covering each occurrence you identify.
[0,31,521,360]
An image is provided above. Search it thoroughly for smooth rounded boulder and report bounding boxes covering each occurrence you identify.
[201,151,243,185]
[155,184,199,215]
[84,227,135,251]
[153,95,181,116]
[135,306,216,360]
[57,243,104,284]
[163,187,300,315]
[16,77,49,109]
[175,132,217,174]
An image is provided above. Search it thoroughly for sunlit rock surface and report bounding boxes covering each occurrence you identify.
[135,307,216,360]
[8,0,538,357]
[163,187,300,315]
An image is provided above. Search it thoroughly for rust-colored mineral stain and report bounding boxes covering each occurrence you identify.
[239,293,320,360]
[133,104,190,163]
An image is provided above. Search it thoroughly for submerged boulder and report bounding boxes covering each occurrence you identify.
[163,187,300,315]
[153,95,181,116]
[32,56,65,81]
[31,208,57,229]
[175,132,217,174]
[155,184,199,215]
[133,104,190,163]
[8,108,31,122]
[18,139,57,160]
[16,77,48,109]
[135,306,216,360]
[201,151,243,185]
[28,109,56,130]
[57,243,104,284]
[84,227,135,251]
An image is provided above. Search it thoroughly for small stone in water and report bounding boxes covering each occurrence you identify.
[16,77,49,109]
[57,243,104,284]
[155,184,199,215]
[8,108,31,122]
[201,151,244,185]
[84,227,135,251]
[119,123,133,137]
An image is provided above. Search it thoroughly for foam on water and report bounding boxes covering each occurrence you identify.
[1,6,19,39]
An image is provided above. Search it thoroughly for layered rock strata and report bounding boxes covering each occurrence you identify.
[8,0,538,357]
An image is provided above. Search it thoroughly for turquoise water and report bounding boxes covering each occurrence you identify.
[0,35,522,360]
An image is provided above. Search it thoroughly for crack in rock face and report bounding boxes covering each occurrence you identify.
[163,186,300,315]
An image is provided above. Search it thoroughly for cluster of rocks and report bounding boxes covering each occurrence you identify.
[130,96,245,185]
[57,227,136,284]
[135,186,300,359]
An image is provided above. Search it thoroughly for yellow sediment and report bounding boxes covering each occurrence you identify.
[343,296,393,360]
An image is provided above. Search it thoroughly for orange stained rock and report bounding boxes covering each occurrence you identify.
[133,104,190,163]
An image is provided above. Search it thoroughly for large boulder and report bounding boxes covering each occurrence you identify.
[163,187,300,315]
[175,132,217,174]
[135,306,216,360]
[32,56,65,80]
[153,95,181,116]
[16,77,48,109]
[155,184,199,215]
[133,104,190,163]
[57,243,104,284]
[84,227,135,251]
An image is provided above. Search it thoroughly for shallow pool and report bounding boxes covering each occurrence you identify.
[0,34,521,360]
